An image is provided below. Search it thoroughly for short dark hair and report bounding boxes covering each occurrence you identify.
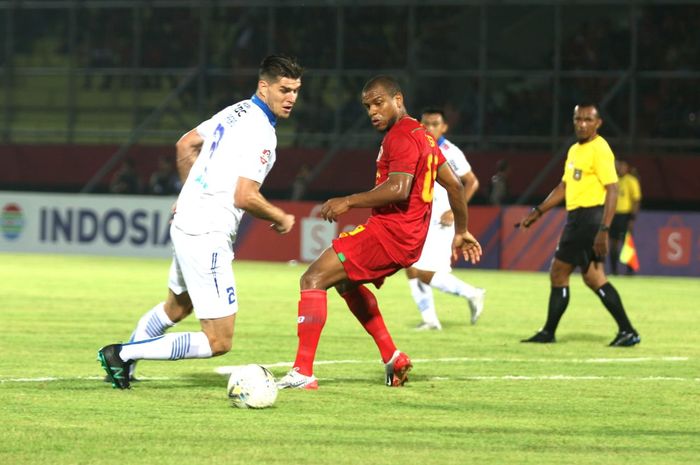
[575,102,600,114]
[362,75,402,96]
[420,107,446,120]
[259,54,304,82]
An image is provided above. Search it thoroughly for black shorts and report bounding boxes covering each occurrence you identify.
[554,206,604,271]
[610,213,631,241]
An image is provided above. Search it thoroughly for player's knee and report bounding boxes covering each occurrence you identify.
[208,336,232,356]
[300,270,324,290]
[582,274,604,290]
[550,269,568,286]
[164,301,193,323]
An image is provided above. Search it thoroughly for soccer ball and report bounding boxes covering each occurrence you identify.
[227,364,278,409]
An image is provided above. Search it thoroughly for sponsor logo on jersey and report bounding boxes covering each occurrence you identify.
[1,203,24,240]
[260,149,271,164]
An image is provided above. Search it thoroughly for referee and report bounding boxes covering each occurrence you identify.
[609,159,641,275]
[519,103,640,347]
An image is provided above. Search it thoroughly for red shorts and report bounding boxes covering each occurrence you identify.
[331,222,409,288]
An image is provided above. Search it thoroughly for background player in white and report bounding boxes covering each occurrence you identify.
[97,55,303,389]
[406,108,485,330]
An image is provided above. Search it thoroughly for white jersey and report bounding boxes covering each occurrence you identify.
[413,137,472,273]
[431,137,471,223]
[173,96,277,241]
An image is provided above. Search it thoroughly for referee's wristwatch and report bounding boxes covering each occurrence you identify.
[598,224,610,232]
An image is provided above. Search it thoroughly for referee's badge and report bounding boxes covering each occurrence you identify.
[573,169,582,180]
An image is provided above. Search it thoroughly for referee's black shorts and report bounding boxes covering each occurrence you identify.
[610,213,631,241]
[554,206,604,271]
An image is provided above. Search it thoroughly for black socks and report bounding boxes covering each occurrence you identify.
[596,282,635,333]
[543,286,570,334]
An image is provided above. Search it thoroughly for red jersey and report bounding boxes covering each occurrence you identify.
[368,116,446,266]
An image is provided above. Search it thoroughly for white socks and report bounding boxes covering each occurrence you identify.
[128,302,175,343]
[408,278,440,325]
[120,331,213,361]
[430,271,480,300]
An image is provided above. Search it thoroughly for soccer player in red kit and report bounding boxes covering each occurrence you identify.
[277,75,482,389]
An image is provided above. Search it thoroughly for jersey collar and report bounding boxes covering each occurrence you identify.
[437,136,446,146]
[251,94,277,127]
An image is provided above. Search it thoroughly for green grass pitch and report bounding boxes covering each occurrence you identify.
[1,253,698,465]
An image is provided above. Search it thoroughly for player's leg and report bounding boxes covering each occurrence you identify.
[582,262,640,346]
[522,257,574,343]
[128,259,195,343]
[337,280,411,386]
[337,280,396,363]
[608,237,621,275]
[608,214,629,276]
[278,246,347,389]
[98,230,237,389]
[414,222,486,325]
[406,267,441,330]
[119,289,193,380]
[428,270,486,325]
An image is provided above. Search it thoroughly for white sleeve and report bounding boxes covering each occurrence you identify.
[230,126,273,185]
[196,116,217,139]
[447,146,472,177]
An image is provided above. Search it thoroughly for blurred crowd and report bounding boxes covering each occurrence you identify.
[6,3,699,146]
[110,156,181,196]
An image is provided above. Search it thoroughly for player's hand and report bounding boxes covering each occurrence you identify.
[519,207,542,229]
[320,197,350,223]
[439,210,454,227]
[452,230,482,264]
[593,230,608,258]
[271,213,295,234]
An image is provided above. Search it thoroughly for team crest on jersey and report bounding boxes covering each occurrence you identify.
[573,169,582,180]
[260,149,271,164]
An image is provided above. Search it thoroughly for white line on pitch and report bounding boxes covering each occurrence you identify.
[215,355,689,373]
[446,375,698,382]
[0,376,176,384]
[1,356,691,384]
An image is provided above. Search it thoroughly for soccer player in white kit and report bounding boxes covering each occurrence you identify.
[98,55,303,389]
[406,108,486,330]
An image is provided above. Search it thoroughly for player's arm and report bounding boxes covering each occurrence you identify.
[520,181,566,228]
[436,164,482,264]
[234,177,295,234]
[462,170,479,203]
[440,170,479,226]
[175,129,204,183]
[319,173,412,222]
[593,182,618,258]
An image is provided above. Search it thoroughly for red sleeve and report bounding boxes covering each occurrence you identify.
[384,131,420,175]
[436,145,446,167]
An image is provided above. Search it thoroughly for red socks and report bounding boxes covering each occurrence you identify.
[293,289,328,376]
[341,285,397,363]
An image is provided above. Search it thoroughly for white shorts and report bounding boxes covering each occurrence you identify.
[412,221,453,273]
[168,225,239,320]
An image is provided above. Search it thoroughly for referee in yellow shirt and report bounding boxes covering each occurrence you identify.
[518,103,640,347]
[609,159,641,275]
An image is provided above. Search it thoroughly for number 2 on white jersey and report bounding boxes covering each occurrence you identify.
[195,123,225,189]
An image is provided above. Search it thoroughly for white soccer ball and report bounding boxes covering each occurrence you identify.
[227,364,278,409]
